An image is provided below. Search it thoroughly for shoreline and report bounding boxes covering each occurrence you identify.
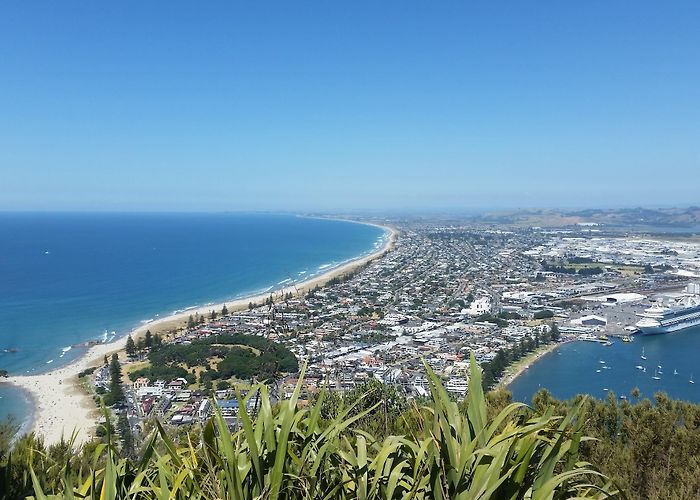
[497,341,568,389]
[2,221,398,446]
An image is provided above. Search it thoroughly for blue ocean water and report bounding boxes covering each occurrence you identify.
[0,213,386,424]
[508,327,700,404]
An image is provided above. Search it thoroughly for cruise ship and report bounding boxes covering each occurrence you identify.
[635,296,700,335]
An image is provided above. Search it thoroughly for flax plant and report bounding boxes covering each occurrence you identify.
[29,354,622,499]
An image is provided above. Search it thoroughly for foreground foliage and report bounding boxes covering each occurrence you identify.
[8,354,617,499]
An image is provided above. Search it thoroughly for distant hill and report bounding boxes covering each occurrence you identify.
[474,206,700,228]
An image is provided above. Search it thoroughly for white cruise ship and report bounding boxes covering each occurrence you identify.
[635,296,700,335]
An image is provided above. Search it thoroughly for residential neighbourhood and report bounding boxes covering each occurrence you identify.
[97,220,700,440]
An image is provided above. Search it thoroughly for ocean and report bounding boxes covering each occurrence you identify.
[508,327,700,404]
[0,213,387,424]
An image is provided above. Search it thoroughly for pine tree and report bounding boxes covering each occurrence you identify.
[117,412,134,457]
[107,353,124,405]
[187,315,195,329]
[144,329,153,349]
[210,309,217,320]
[550,323,561,342]
[125,335,136,358]
[221,304,228,316]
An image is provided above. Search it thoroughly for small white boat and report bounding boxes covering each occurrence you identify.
[635,365,644,370]
[691,374,695,384]
[641,348,647,360]
[596,369,601,373]
[652,368,661,381]
[674,369,678,376]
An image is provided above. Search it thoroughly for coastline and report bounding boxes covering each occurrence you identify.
[498,341,567,390]
[2,221,397,446]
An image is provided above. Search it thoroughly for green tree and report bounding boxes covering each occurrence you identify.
[105,353,124,406]
[117,413,134,458]
[221,304,228,316]
[144,329,153,349]
[125,335,136,358]
[187,315,195,329]
[550,322,561,342]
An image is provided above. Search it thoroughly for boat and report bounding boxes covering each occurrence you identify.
[635,296,700,335]
[691,374,695,384]
[674,369,678,375]
[635,365,644,370]
[622,336,631,343]
[599,360,606,364]
[652,368,661,380]
[641,347,647,360]
[619,395,627,400]
[596,369,601,373]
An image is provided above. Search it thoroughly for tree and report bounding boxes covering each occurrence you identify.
[248,302,255,310]
[125,335,136,358]
[187,315,195,329]
[117,412,134,458]
[144,330,153,349]
[103,355,108,366]
[221,304,228,316]
[105,353,125,406]
[210,310,217,320]
[550,323,561,342]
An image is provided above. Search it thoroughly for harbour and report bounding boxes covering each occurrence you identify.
[508,326,700,403]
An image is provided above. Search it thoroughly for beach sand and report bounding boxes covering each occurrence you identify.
[2,223,397,446]
[498,341,565,389]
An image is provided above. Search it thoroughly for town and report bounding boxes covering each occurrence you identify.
[93,220,700,444]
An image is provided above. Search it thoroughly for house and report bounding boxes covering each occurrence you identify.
[132,377,149,390]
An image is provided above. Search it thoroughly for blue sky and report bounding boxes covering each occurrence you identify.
[1,2,698,212]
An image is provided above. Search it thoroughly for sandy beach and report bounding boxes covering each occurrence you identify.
[2,221,397,446]
[498,341,566,389]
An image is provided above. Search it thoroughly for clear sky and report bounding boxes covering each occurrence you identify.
[1,2,698,212]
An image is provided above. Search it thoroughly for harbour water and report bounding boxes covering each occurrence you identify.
[508,327,700,403]
[0,213,387,423]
